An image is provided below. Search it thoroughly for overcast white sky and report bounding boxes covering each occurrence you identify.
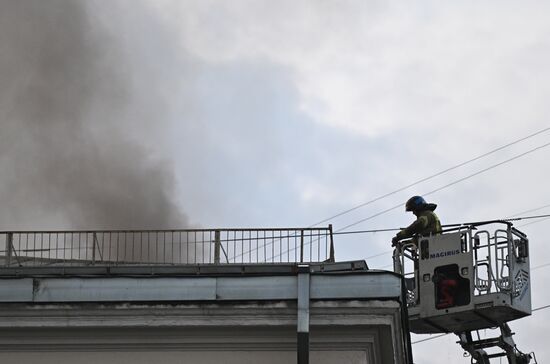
[148,4,550,360]
[2,1,550,362]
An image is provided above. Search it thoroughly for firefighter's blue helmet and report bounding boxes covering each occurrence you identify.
[405,196,427,212]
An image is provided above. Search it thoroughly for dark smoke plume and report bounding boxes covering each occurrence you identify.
[0,0,189,231]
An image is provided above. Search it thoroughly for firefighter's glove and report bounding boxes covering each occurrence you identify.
[391,236,400,247]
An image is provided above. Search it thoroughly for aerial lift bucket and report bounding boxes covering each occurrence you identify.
[393,221,535,363]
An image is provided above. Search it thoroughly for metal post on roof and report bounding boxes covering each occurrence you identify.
[328,224,335,263]
[300,230,304,263]
[92,233,97,265]
[214,230,221,264]
[297,264,310,364]
[5,233,13,267]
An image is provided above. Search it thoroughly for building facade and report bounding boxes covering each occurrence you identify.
[0,228,412,363]
[0,262,412,364]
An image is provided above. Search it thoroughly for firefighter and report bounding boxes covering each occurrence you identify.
[391,196,442,246]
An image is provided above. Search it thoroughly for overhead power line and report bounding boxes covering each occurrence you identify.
[365,251,393,260]
[507,203,550,218]
[332,213,550,236]
[412,333,448,345]
[263,213,550,262]
[533,304,550,312]
[221,214,550,260]
[335,140,550,233]
[372,254,550,271]
[373,260,550,272]
[532,262,550,270]
[242,211,550,262]
[519,216,550,228]
[332,228,400,235]
[253,135,550,262]
[361,213,550,262]
[310,127,550,228]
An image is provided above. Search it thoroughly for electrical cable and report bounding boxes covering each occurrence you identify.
[507,203,550,218]
[332,228,400,235]
[518,216,550,228]
[260,211,550,262]
[370,259,550,272]
[504,214,550,222]
[442,214,550,232]
[332,213,549,265]
[412,333,448,344]
[246,136,550,262]
[364,251,393,260]
[532,262,550,271]
[368,228,550,278]
[533,304,550,312]
[309,127,550,227]
[363,213,550,263]
[331,213,550,236]
[336,140,550,233]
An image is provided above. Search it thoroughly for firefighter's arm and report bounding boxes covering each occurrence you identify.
[393,215,429,243]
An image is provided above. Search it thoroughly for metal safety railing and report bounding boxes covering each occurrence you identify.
[471,225,529,296]
[0,226,335,267]
[394,222,530,306]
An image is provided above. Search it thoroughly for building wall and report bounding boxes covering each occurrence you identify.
[0,300,404,364]
[0,268,410,363]
[0,351,368,364]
